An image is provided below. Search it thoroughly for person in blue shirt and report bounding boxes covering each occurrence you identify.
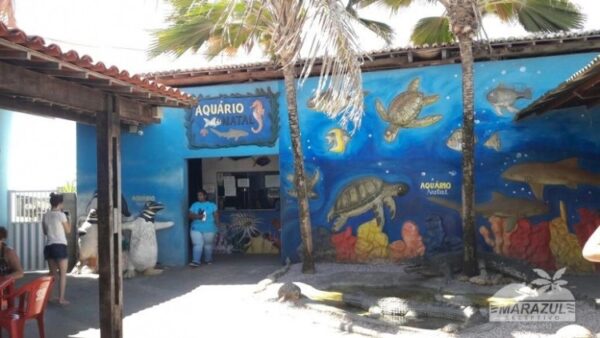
[189,189,220,267]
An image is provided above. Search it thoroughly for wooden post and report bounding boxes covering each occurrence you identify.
[96,94,123,338]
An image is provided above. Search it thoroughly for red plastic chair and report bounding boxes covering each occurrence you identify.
[0,278,15,311]
[0,276,54,338]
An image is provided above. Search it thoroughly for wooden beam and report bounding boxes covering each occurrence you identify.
[0,60,103,112]
[8,60,61,70]
[0,61,164,123]
[40,69,89,79]
[0,50,30,60]
[97,94,123,338]
[0,95,95,124]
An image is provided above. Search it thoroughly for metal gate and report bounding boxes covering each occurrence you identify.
[7,190,51,271]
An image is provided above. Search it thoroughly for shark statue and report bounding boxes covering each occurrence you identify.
[502,158,600,200]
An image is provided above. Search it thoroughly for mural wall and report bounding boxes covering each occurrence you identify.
[279,52,600,273]
[76,52,600,271]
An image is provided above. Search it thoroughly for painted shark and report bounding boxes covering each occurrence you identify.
[210,128,249,141]
[502,158,600,200]
[203,117,221,128]
[428,192,548,232]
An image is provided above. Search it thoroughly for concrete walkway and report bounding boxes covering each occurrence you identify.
[19,255,288,338]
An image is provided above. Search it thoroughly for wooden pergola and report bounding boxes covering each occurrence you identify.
[0,22,195,338]
[517,54,600,120]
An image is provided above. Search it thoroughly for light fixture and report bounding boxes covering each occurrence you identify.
[128,124,144,136]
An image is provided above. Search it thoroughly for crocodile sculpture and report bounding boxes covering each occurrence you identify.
[342,293,481,322]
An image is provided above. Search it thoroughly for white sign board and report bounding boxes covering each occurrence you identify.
[237,178,250,188]
[224,176,237,196]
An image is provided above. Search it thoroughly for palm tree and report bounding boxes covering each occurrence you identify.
[356,0,583,276]
[0,0,16,27]
[150,0,391,273]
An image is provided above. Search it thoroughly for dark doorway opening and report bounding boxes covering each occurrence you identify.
[187,158,203,262]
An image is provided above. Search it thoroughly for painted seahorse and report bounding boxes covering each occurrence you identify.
[251,100,265,134]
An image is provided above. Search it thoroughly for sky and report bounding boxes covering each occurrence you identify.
[6,0,600,190]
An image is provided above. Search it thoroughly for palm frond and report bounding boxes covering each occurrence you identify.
[152,0,368,132]
[0,0,16,27]
[300,0,367,133]
[356,0,415,13]
[345,3,394,45]
[411,16,454,45]
[149,0,266,59]
[481,0,518,22]
[358,18,394,45]
[516,0,584,32]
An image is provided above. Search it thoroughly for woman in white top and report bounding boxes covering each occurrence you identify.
[42,193,71,305]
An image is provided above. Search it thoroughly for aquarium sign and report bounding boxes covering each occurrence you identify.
[420,181,452,196]
[186,88,280,149]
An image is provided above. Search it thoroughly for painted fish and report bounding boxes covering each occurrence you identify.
[484,132,501,152]
[502,157,600,200]
[446,129,477,152]
[429,192,549,232]
[254,156,271,167]
[486,85,532,116]
[326,128,351,153]
[203,117,221,128]
[210,128,249,141]
[251,100,265,134]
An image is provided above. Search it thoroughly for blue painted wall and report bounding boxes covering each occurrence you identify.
[78,53,600,268]
[77,80,282,266]
[0,111,11,226]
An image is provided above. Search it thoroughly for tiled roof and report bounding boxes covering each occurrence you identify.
[146,29,600,86]
[0,22,195,106]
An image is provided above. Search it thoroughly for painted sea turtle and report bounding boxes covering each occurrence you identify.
[375,78,442,143]
[327,177,409,231]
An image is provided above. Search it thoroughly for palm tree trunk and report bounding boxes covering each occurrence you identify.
[445,0,478,276]
[283,63,315,274]
[458,36,477,276]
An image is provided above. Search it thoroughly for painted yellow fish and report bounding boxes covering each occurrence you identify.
[326,128,351,153]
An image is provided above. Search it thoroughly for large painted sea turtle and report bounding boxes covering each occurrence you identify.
[327,177,409,231]
[375,78,442,143]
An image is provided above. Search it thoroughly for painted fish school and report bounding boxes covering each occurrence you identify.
[50,32,600,271]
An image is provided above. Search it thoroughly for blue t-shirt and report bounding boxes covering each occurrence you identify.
[189,201,218,232]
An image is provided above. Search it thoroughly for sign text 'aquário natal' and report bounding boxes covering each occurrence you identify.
[186,88,279,149]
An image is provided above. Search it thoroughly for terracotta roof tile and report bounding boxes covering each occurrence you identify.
[0,22,195,106]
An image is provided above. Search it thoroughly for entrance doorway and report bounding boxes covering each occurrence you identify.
[187,156,281,262]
